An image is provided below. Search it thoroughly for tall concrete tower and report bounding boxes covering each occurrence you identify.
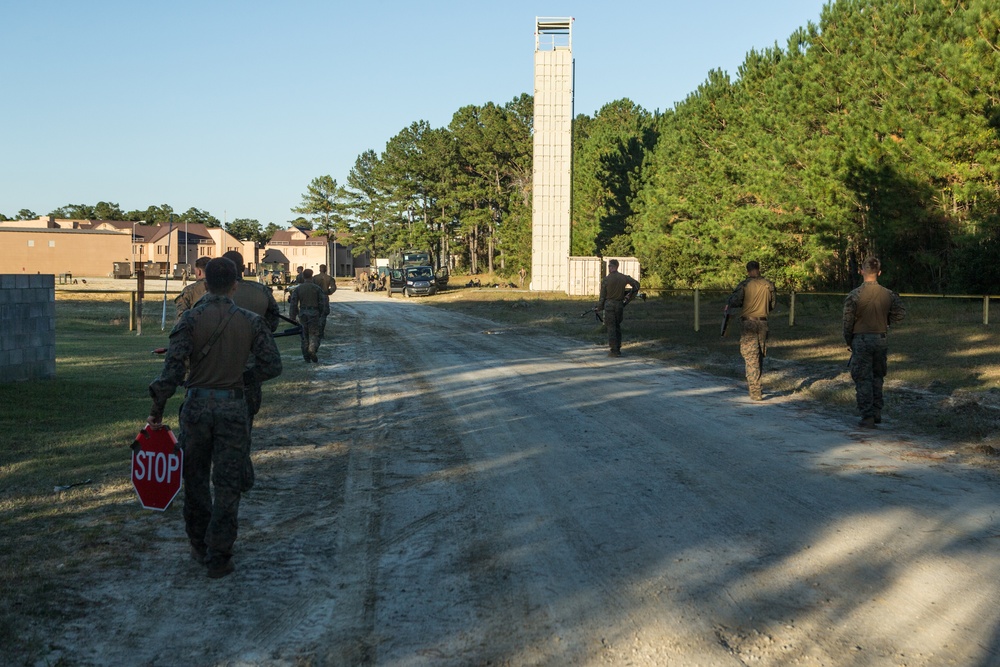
[531,17,574,292]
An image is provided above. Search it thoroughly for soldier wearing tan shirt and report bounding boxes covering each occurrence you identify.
[726,260,777,400]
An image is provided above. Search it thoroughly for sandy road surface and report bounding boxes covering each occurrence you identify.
[46,288,1000,666]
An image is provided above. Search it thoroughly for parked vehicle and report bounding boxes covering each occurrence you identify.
[401,266,437,297]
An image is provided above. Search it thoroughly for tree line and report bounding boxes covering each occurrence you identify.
[7,0,998,291]
[290,0,1000,292]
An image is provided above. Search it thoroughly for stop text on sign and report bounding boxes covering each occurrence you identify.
[133,449,181,484]
[131,424,183,511]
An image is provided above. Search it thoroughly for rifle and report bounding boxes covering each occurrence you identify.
[581,291,647,324]
[275,312,303,338]
[624,290,647,306]
[720,305,731,337]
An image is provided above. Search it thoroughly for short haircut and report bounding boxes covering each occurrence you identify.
[222,250,245,273]
[746,260,760,272]
[205,257,238,294]
[302,268,314,279]
[319,264,327,272]
[194,256,211,269]
[862,256,881,273]
[608,259,619,269]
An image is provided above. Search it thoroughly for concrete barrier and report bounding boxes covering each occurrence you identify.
[0,274,55,382]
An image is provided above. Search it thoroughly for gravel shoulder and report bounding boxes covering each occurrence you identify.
[34,288,1000,666]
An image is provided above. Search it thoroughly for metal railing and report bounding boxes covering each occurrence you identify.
[650,288,1000,331]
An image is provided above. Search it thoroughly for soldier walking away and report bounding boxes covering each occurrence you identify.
[174,256,212,318]
[289,268,329,363]
[314,264,337,339]
[597,259,640,357]
[726,261,777,400]
[147,257,282,578]
[843,256,906,428]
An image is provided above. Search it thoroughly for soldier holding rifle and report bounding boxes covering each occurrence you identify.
[597,259,640,358]
[725,261,776,401]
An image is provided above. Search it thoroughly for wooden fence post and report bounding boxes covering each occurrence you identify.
[129,291,136,332]
[789,290,796,327]
[694,288,700,332]
[984,295,990,326]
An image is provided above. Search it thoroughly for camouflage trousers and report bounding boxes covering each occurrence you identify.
[298,309,323,360]
[245,377,262,429]
[849,333,889,419]
[179,394,252,561]
[739,320,768,395]
[604,301,625,353]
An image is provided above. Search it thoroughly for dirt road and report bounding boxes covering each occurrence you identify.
[51,289,1000,666]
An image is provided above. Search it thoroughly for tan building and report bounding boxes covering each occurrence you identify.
[265,227,366,278]
[0,224,130,278]
[0,217,254,278]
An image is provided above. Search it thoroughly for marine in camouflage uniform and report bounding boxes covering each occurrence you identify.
[173,256,212,318]
[289,268,330,363]
[597,259,640,357]
[148,257,282,578]
[843,256,906,428]
[313,264,337,339]
[726,261,777,400]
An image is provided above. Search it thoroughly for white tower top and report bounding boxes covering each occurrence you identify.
[535,17,573,51]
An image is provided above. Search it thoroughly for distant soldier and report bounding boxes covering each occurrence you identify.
[289,268,329,363]
[726,260,777,401]
[147,256,282,578]
[843,256,906,428]
[174,256,212,319]
[314,264,336,295]
[313,264,337,339]
[597,259,640,357]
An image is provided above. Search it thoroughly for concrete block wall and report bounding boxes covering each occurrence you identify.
[0,274,56,382]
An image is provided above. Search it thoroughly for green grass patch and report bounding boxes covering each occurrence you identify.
[0,293,312,664]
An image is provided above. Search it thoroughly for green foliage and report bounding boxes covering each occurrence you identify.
[261,222,283,244]
[178,207,221,228]
[626,0,1000,292]
[572,99,657,257]
[291,175,350,244]
[226,218,264,243]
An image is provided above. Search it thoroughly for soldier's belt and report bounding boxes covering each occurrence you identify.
[186,387,245,400]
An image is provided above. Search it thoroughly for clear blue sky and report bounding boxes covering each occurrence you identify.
[1,0,829,227]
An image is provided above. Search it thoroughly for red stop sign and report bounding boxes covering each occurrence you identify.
[131,425,184,511]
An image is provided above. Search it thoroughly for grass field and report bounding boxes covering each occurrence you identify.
[2,284,999,662]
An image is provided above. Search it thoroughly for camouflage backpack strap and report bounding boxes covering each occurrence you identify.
[191,303,240,368]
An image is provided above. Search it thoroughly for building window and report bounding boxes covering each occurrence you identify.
[49,240,55,247]
[27,240,34,247]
